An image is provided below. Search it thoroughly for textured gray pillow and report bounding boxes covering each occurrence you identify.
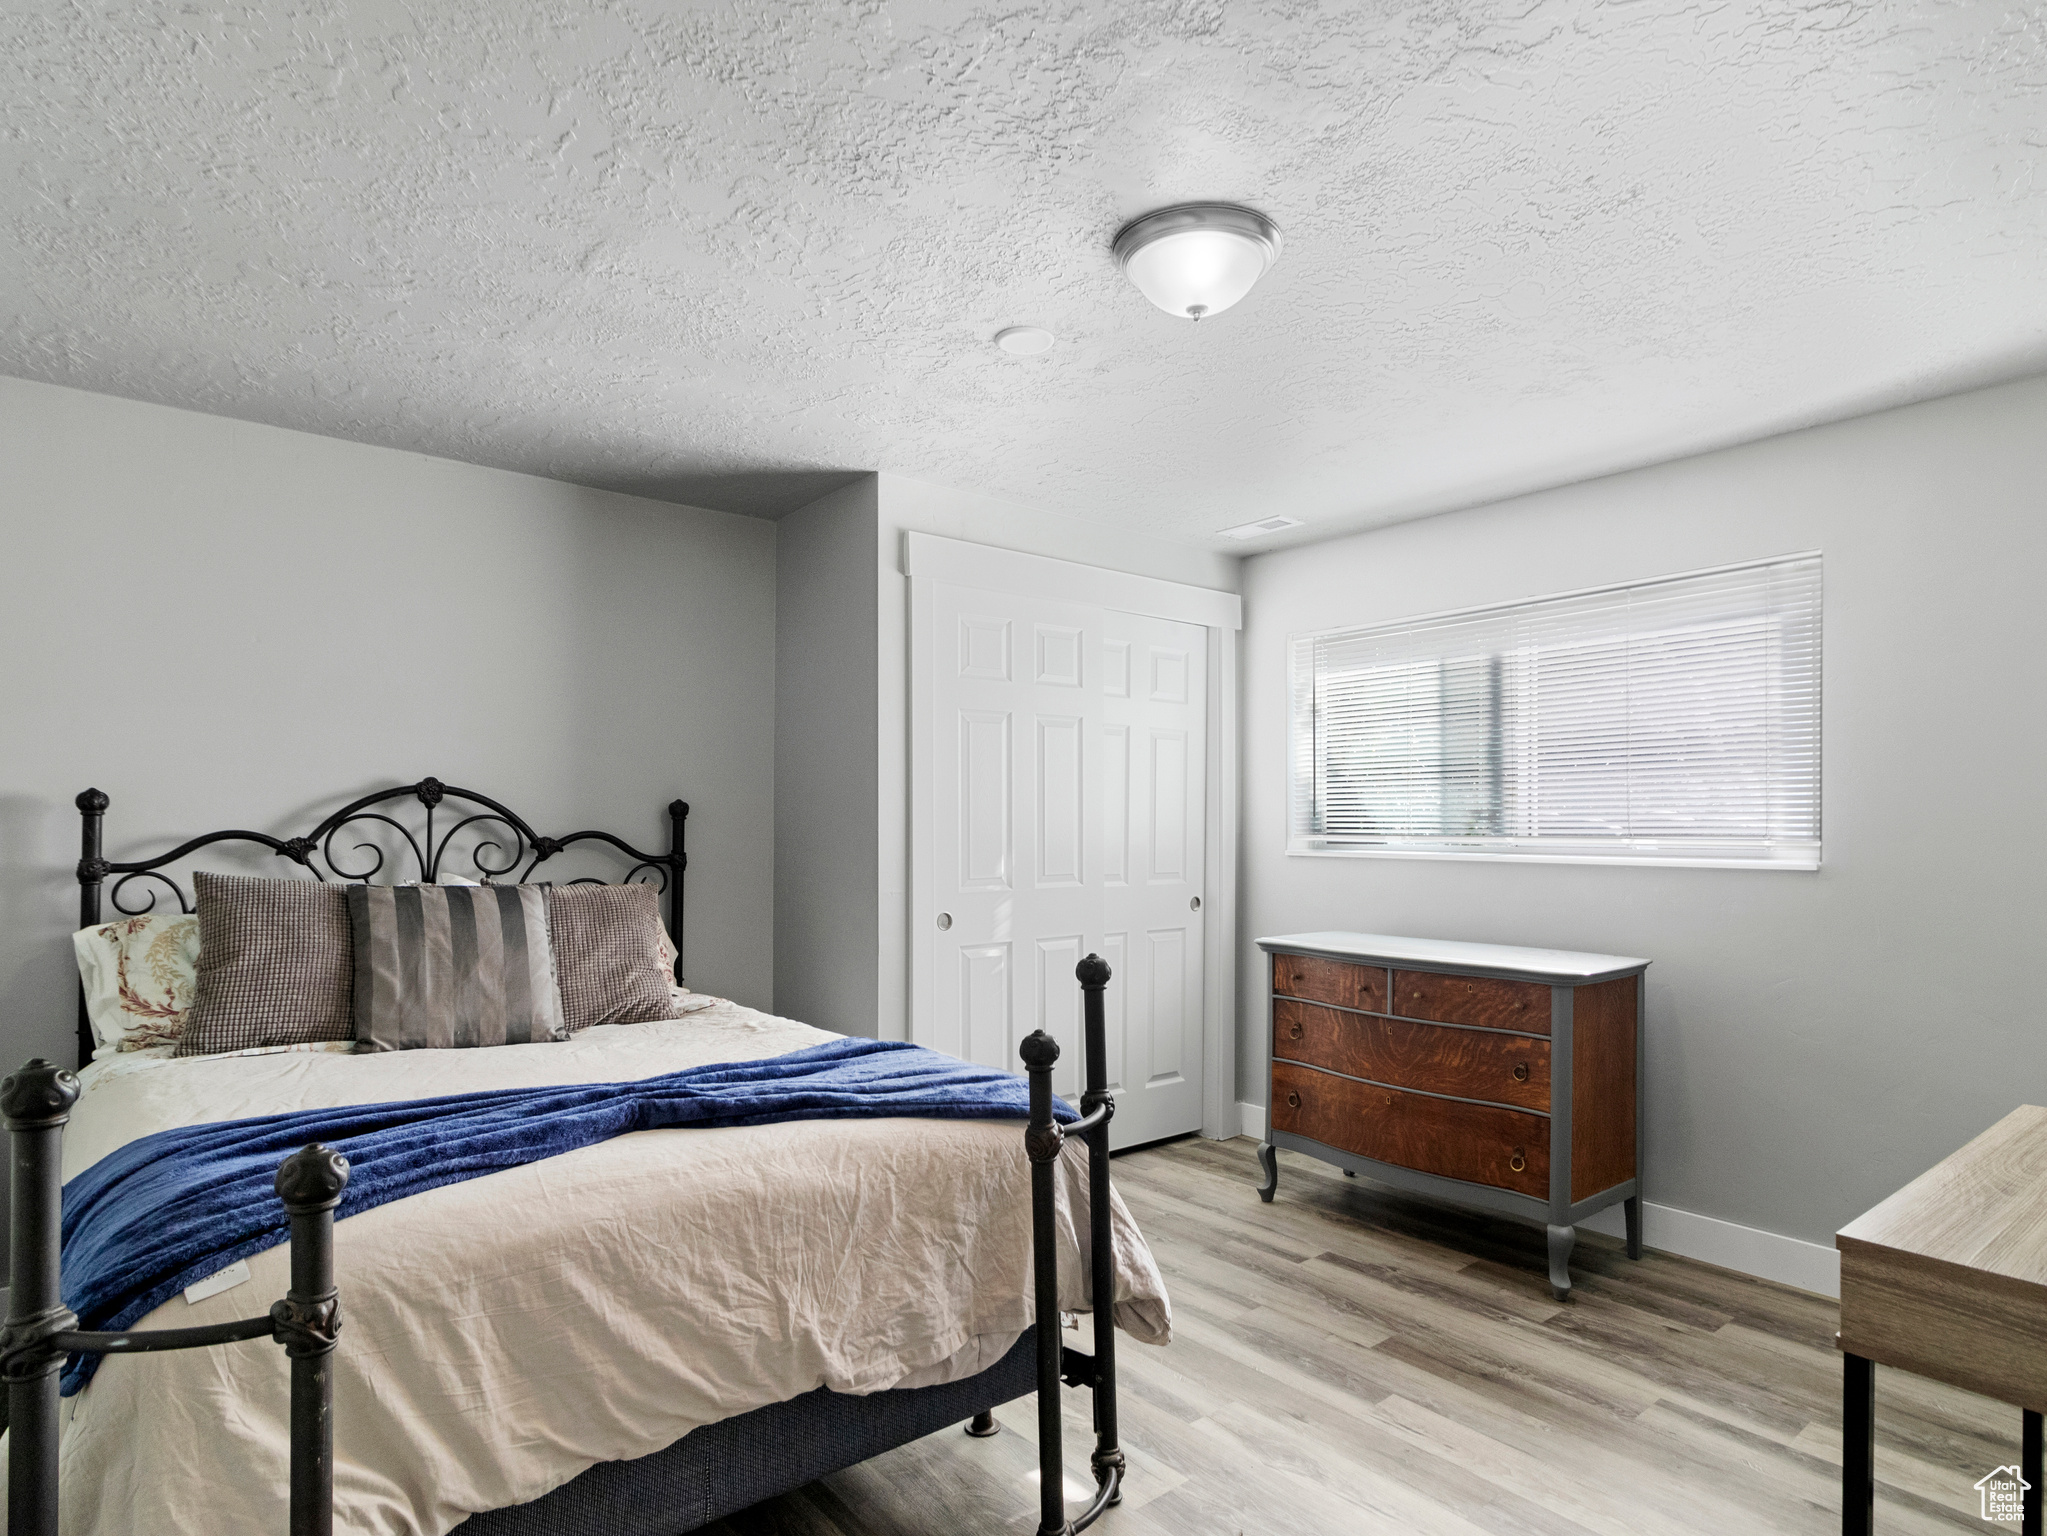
[177,872,354,1057]
[546,883,683,1031]
[348,884,566,1052]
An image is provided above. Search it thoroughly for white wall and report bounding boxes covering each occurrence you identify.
[0,376,779,1097]
[773,478,880,1033]
[1238,371,2047,1256]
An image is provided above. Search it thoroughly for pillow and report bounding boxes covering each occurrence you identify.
[73,914,201,1056]
[655,916,678,983]
[348,884,566,1052]
[547,883,685,1030]
[177,873,354,1057]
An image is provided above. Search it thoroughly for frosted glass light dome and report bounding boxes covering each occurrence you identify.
[1113,204,1282,321]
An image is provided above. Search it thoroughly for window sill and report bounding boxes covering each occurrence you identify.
[1287,843,1821,871]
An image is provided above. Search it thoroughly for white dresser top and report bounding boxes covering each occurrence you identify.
[1256,931,1650,983]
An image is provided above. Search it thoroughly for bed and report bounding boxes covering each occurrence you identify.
[0,780,1169,1536]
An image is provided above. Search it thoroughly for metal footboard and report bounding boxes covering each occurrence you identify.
[1018,954,1125,1536]
[0,958,1125,1536]
[0,1060,346,1536]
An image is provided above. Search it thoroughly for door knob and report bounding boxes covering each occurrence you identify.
[1189,896,1201,911]
[936,912,952,931]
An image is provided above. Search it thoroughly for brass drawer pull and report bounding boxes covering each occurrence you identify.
[1512,1063,1530,1082]
[1287,1090,1302,1109]
[1287,1022,1303,1040]
[1508,1149,1526,1173]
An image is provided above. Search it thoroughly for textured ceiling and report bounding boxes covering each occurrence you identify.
[4,1,2045,549]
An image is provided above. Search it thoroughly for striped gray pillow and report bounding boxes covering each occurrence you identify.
[347,884,567,1052]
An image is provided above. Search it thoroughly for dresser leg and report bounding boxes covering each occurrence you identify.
[1624,1195,1643,1260]
[1546,1224,1575,1301]
[1842,1350,1874,1536]
[2024,1407,2041,1536]
[1256,1142,1278,1203]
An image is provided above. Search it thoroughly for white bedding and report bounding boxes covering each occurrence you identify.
[23,1001,1172,1535]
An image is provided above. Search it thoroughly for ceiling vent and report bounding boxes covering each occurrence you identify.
[1217,515,1303,541]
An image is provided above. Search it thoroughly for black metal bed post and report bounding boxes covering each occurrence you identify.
[1020,1029,1067,1536]
[76,788,108,1070]
[273,1145,350,1536]
[667,799,689,984]
[2,1059,82,1536]
[1019,955,1124,1536]
[1075,955,1124,1505]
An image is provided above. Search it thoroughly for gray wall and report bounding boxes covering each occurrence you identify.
[1238,371,2047,1247]
[773,477,881,1034]
[0,376,779,1100]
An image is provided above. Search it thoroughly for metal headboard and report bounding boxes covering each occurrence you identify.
[72,777,688,1070]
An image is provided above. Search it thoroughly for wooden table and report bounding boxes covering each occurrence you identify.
[1838,1105,2047,1535]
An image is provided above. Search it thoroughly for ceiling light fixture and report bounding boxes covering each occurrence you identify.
[995,326,1055,355]
[1113,203,1282,321]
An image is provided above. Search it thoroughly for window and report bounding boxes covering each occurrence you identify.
[1288,554,1822,867]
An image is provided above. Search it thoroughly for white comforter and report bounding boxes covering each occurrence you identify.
[26,1002,1171,1535]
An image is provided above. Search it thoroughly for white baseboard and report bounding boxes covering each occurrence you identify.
[1234,1101,1838,1298]
[1580,1200,1838,1297]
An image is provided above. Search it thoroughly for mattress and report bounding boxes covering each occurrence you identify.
[22,1001,1172,1535]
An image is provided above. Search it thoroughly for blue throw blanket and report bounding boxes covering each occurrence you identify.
[60,1037,1073,1395]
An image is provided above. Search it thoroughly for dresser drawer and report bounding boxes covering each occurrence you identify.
[1273,999,1550,1112]
[1394,969,1550,1035]
[1272,952,1387,1012]
[1271,1062,1549,1197]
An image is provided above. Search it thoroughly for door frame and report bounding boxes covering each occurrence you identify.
[904,531,1244,1140]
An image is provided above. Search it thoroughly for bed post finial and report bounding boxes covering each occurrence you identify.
[0,1060,79,1126]
[275,1143,349,1214]
[5,1058,82,1536]
[1019,1029,1059,1073]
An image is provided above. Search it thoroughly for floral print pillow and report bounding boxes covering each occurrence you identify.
[73,914,201,1056]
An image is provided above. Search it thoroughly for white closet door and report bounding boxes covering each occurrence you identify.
[1098,609,1208,1148]
[925,580,1206,1148]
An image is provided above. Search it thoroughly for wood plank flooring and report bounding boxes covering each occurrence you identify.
[709,1137,2029,1534]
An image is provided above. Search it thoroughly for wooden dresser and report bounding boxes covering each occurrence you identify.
[1256,932,1649,1299]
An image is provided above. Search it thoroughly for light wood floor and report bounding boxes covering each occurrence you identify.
[711,1136,2027,1535]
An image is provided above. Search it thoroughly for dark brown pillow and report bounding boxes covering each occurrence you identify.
[348,884,566,1052]
[546,884,682,1030]
[177,872,354,1056]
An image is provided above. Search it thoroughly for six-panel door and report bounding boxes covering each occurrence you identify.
[925,581,1209,1149]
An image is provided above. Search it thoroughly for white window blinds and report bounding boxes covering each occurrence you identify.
[1288,555,1822,867]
